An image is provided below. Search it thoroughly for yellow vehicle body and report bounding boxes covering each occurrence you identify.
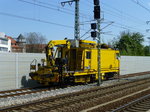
[29,39,120,85]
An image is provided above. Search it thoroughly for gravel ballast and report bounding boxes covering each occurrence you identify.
[1,74,150,108]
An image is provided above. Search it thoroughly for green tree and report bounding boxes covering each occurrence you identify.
[144,46,150,56]
[113,31,144,56]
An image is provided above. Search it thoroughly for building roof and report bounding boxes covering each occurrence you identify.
[6,36,20,48]
[18,34,24,39]
[6,36,16,44]
[17,34,26,43]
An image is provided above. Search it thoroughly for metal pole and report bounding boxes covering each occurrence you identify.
[74,0,80,47]
[74,0,80,40]
[97,19,101,86]
[61,0,80,47]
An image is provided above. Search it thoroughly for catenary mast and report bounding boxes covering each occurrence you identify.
[61,0,80,47]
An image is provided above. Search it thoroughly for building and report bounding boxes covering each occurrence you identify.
[6,36,21,52]
[0,32,47,53]
[6,34,26,53]
[16,34,26,52]
[0,32,11,52]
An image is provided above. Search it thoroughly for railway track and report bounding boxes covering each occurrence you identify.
[0,86,60,99]
[119,71,150,78]
[0,83,96,109]
[111,94,150,112]
[0,71,149,99]
[1,76,150,112]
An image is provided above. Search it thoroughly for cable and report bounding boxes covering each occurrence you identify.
[87,0,146,31]
[115,22,145,32]
[101,2,122,14]
[86,0,93,5]
[87,0,145,25]
[131,0,150,13]
[103,14,146,33]
[102,8,144,26]
[34,0,92,18]
[0,11,91,32]
[111,24,147,36]
[18,0,91,19]
[80,29,91,38]
[102,18,145,33]
[18,0,94,27]
[83,35,91,40]
[18,0,74,15]
[0,11,74,29]
[101,1,145,23]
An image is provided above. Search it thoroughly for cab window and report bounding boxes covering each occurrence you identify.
[86,51,91,59]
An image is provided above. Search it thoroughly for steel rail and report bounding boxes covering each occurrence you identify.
[111,93,150,112]
[1,76,150,112]
[0,86,60,98]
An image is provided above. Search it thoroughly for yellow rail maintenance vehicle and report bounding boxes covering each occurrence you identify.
[29,39,120,85]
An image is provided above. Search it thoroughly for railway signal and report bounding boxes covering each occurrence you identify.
[94,0,99,5]
[91,31,97,40]
[91,23,97,30]
[94,6,100,19]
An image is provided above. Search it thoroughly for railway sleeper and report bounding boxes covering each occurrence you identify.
[2,77,150,112]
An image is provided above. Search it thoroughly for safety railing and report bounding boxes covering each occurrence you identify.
[30,59,37,72]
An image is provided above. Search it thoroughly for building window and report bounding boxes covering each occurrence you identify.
[0,39,8,45]
[86,51,91,59]
[0,47,8,51]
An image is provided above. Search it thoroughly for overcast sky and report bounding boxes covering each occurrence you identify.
[0,0,150,45]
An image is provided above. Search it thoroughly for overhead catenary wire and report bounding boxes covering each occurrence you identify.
[0,0,148,40]
[18,0,92,20]
[102,7,145,26]
[33,0,92,19]
[83,35,91,40]
[86,0,146,34]
[18,0,94,31]
[131,0,150,14]
[101,1,145,23]
[80,29,91,39]
[104,18,146,33]
[18,0,74,15]
[111,24,147,36]
[0,11,92,34]
[85,0,147,38]
[19,0,146,33]
[87,0,146,26]
[0,11,74,29]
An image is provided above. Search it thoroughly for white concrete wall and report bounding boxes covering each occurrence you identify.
[0,53,45,90]
[120,56,150,75]
[0,54,150,91]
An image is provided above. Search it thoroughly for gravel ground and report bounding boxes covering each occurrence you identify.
[0,84,96,108]
[0,74,150,108]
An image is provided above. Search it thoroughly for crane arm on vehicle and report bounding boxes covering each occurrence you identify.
[46,40,70,66]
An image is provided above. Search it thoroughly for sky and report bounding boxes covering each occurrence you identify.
[0,0,150,45]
